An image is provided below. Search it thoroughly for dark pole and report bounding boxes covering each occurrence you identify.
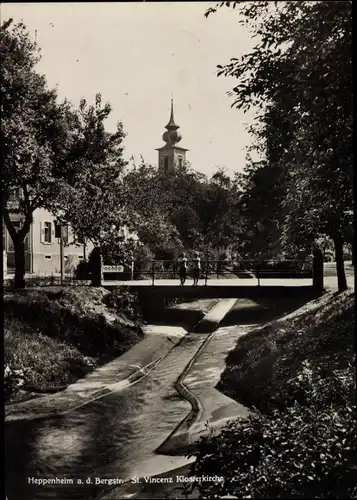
[60,226,64,285]
[312,247,324,295]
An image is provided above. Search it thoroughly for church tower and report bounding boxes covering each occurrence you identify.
[156,99,188,173]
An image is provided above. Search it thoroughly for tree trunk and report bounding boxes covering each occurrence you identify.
[333,235,347,292]
[14,238,26,289]
[3,204,33,289]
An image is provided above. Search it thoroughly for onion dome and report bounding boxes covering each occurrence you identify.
[162,129,182,144]
[162,99,182,145]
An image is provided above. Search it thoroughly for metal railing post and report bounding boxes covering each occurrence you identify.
[216,260,219,280]
[205,262,208,286]
[152,260,155,286]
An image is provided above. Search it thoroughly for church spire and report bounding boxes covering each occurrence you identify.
[156,98,189,174]
[162,98,182,145]
[165,98,179,130]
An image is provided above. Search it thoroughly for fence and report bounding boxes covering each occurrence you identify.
[3,272,91,289]
[93,254,323,290]
[4,250,323,293]
[126,259,313,285]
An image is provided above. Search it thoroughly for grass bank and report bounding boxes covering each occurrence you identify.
[218,290,355,410]
[4,286,144,404]
[188,290,356,498]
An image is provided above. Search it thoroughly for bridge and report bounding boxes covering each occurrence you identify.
[90,253,325,303]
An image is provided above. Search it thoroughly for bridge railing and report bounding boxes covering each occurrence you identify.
[102,258,313,285]
[92,249,323,292]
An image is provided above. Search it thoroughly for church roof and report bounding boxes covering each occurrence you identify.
[155,145,189,152]
[165,99,179,130]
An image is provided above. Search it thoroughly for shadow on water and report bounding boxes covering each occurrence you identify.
[142,297,215,330]
[5,334,198,500]
[220,296,312,327]
[145,307,205,329]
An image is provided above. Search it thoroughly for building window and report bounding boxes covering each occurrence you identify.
[178,156,183,168]
[44,222,52,243]
[164,157,169,171]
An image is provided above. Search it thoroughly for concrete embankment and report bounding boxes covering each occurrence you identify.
[5,326,186,422]
[155,329,252,454]
[5,298,219,423]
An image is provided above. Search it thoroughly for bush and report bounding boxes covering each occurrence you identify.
[343,245,352,261]
[4,287,144,403]
[75,260,90,279]
[4,364,29,401]
[99,239,131,266]
[133,243,155,277]
[324,249,335,262]
[103,287,142,322]
[4,319,93,402]
[219,291,355,412]
[188,364,357,499]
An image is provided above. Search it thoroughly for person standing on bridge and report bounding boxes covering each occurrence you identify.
[192,251,201,287]
[178,252,188,285]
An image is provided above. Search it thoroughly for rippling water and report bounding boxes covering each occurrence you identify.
[6,296,314,500]
[5,334,205,500]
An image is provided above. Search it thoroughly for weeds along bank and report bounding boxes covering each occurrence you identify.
[188,290,356,498]
[4,286,144,404]
[219,290,355,411]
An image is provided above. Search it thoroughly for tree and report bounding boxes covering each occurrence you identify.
[1,20,130,287]
[279,1,352,290]
[52,94,130,247]
[135,212,183,260]
[123,159,207,252]
[122,161,183,257]
[206,1,352,290]
[196,168,241,252]
[233,159,285,259]
[1,20,73,287]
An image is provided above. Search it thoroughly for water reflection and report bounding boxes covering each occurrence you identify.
[35,425,87,471]
[5,335,201,500]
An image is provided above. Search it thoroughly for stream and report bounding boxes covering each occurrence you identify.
[5,302,209,500]
[5,296,308,500]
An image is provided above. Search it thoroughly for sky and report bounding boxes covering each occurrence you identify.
[2,2,260,177]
